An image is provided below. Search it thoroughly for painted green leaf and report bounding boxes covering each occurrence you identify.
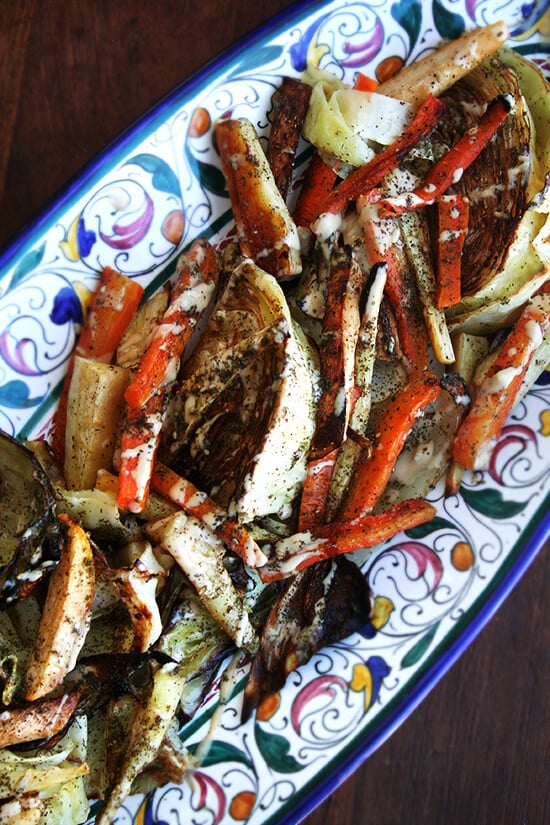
[199,739,253,770]
[254,724,302,773]
[432,0,465,40]
[128,153,181,197]
[406,516,456,539]
[401,621,440,669]
[460,486,527,520]
[229,45,284,77]
[185,143,227,197]
[8,243,46,290]
[391,0,422,49]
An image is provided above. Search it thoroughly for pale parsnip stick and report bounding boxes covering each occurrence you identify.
[377,21,510,107]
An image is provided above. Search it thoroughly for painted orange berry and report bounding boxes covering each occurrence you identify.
[162,209,184,244]
[376,55,404,84]
[230,791,256,820]
[188,106,211,138]
[256,692,280,721]
[451,541,475,571]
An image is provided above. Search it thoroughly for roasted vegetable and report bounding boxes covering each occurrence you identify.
[163,258,318,521]
[0,432,64,607]
[242,556,373,719]
[24,514,95,701]
[215,118,302,280]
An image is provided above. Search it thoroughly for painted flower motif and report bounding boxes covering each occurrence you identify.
[340,17,384,68]
[291,675,348,735]
[488,423,538,485]
[349,656,391,711]
[59,214,96,262]
[49,285,84,325]
[189,770,226,825]
[289,15,331,73]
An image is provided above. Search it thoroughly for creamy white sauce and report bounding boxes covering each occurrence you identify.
[312,211,343,242]
[484,366,523,394]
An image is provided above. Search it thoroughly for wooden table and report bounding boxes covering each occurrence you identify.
[1,2,549,823]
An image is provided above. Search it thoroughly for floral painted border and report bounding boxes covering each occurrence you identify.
[0,1,549,824]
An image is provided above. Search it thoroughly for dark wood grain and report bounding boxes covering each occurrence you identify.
[1,3,549,824]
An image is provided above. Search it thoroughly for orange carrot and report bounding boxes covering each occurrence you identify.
[308,244,362,462]
[52,267,144,464]
[435,194,470,308]
[378,95,511,216]
[318,95,447,216]
[258,498,436,581]
[117,390,165,513]
[353,72,379,92]
[150,463,267,567]
[384,247,430,375]
[124,239,218,410]
[359,203,429,375]
[293,151,338,227]
[340,371,441,520]
[452,290,550,471]
[297,448,339,531]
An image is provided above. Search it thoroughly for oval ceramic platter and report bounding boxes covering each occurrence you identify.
[1,1,550,823]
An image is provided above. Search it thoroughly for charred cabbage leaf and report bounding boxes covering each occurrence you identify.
[0,432,64,607]
[242,556,373,719]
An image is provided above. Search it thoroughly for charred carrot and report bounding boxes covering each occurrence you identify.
[452,289,550,471]
[258,498,436,581]
[293,151,338,227]
[124,239,218,410]
[150,463,267,567]
[340,371,441,520]
[117,390,165,513]
[358,198,429,375]
[378,95,511,216]
[318,95,447,215]
[385,246,430,375]
[52,267,144,464]
[266,76,313,200]
[298,448,339,531]
[436,194,470,308]
[308,244,362,461]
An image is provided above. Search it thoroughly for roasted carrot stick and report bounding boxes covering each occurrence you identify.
[52,267,144,464]
[359,200,429,375]
[293,151,338,227]
[384,246,430,375]
[340,370,441,520]
[308,244,362,461]
[318,95,447,216]
[124,239,218,410]
[378,95,511,216]
[259,498,436,581]
[452,289,550,471]
[150,463,267,567]
[117,390,166,513]
[435,194,470,308]
[298,448,339,531]
[353,72,379,92]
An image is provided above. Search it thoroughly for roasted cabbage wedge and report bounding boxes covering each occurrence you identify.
[162,258,319,522]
